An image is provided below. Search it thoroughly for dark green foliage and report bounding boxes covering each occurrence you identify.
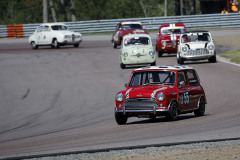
[0,0,200,25]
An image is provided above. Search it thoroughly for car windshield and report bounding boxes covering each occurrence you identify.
[161,27,185,35]
[124,37,150,46]
[129,71,176,87]
[181,33,211,43]
[51,25,68,30]
[122,24,143,30]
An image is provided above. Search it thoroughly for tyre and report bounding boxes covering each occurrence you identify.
[166,101,178,121]
[208,56,216,63]
[74,43,79,48]
[52,39,59,48]
[151,61,156,66]
[177,57,184,65]
[120,63,126,69]
[158,51,163,57]
[112,42,117,49]
[115,113,128,125]
[31,41,38,49]
[194,97,205,117]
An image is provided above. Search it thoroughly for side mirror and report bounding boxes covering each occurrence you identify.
[179,81,185,88]
[125,83,128,88]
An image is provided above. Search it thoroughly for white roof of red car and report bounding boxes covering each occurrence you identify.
[134,65,193,71]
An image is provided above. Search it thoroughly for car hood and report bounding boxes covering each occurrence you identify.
[185,42,207,49]
[126,86,169,99]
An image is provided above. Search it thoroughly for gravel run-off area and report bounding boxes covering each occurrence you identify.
[25,140,240,160]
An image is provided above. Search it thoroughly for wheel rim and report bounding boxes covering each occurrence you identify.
[172,105,177,118]
[54,40,58,47]
[31,42,36,48]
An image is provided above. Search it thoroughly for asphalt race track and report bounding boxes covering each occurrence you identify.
[0,31,240,159]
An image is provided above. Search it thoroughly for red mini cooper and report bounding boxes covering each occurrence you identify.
[156,23,186,57]
[112,21,149,48]
[115,65,206,125]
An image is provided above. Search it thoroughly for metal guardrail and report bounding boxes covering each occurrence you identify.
[0,13,240,38]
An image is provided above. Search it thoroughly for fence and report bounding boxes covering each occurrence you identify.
[1,13,240,38]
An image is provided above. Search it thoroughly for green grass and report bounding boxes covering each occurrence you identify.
[220,50,240,64]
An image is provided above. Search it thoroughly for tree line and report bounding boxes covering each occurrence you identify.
[0,0,199,25]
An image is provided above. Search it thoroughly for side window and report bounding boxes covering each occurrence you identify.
[178,71,187,87]
[37,26,43,32]
[43,26,50,32]
[187,70,199,86]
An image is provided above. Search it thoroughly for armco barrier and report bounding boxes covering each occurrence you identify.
[0,13,240,38]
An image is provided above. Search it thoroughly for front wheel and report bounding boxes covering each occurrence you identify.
[52,39,59,48]
[31,41,38,49]
[194,97,205,117]
[112,42,117,49]
[177,57,184,65]
[120,63,126,69]
[208,56,216,63]
[166,101,178,121]
[151,61,156,66]
[115,113,128,125]
[74,43,79,48]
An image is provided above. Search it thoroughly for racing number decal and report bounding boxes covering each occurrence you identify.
[180,91,189,105]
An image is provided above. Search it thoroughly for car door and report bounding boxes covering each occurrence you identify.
[186,69,203,109]
[113,23,120,43]
[36,26,44,44]
[177,71,190,112]
[41,25,51,45]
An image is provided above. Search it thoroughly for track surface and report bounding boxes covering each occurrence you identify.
[1,31,240,158]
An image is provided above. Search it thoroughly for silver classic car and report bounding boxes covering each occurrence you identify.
[120,34,156,69]
[177,31,216,64]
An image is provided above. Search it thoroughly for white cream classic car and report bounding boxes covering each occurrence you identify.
[120,34,156,69]
[177,31,216,64]
[29,23,82,49]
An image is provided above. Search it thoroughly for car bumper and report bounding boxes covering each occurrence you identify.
[121,55,156,65]
[180,54,215,60]
[115,107,169,115]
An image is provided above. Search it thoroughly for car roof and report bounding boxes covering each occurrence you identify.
[120,21,142,25]
[134,65,193,71]
[183,30,209,34]
[123,33,151,39]
[41,23,66,26]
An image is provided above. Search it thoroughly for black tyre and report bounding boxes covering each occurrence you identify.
[177,57,184,65]
[52,39,59,48]
[151,61,156,66]
[194,97,205,117]
[115,113,128,125]
[31,41,38,49]
[74,43,79,48]
[158,51,163,57]
[112,42,117,49]
[208,56,216,63]
[120,63,126,69]
[166,101,178,121]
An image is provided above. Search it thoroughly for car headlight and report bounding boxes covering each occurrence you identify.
[116,93,124,102]
[182,46,188,52]
[156,92,165,101]
[149,51,154,56]
[208,44,214,50]
[123,52,128,57]
[162,41,167,47]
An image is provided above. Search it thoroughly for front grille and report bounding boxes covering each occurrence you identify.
[187,48,209,56]
[123,98,158,110]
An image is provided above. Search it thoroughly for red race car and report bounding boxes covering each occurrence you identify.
[156,23,186,57]
[112,21,149,48]
[115,65,206,125]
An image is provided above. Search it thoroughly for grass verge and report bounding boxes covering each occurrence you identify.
[219,50,240,64]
